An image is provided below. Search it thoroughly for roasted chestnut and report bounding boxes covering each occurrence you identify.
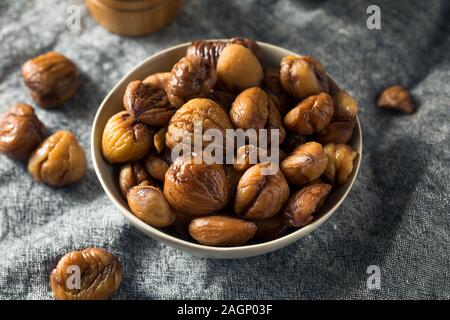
[21,52,79,108]
[283,183,332,227]
[123,80,175,127]
[280,141,328,185]
[165,98,232,150]
[127,184,175,227]
[234,163,289,220]
[50,247,122,300]
[164,154,230,215]
[230,87,269,130]
[164,55,217,107]
[332,90,358,120]
[216,44,263,92]
[28,130,86,187]
[0,103,48,160]
[376,85,415,113]
[280,55,329,100]
[144,153,169,181]
[283,92,334,135]
[189,215,257,246]
[102,111,153,164]
[323,143,358,185]
[118,162,150,198]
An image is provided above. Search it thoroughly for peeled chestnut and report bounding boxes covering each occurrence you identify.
[216,44,263,92]
[323,143,358,185]
[280,55,329,100]
[165,98,232,150]
[283,183,332,227]
[230,87,269,130]
[234,163,289,220]
[164,55,217,107]
[123,80,175,127]
[283,92,334,135]
[332,90,358,120]
[0,103,48,160]
[50,247,122,300]
[144,153,169,181]
[118,162,150,198]
[280,141,328,185]
[102,111,153,164]
[189,215,257,246]
[142,72,171,90]
[127,184,175,227]
[28,130,86,187]
[164,154,230,215]
[317,120,355,144]
[21,52,79,108]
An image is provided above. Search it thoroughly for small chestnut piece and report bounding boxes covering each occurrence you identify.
[166,98,232,150]
[283,183,332,227]
[317,120,355,144]
[216,44,263,92]
[118,162,150,198]
[164,154,230,215]
[50,247,122,300]
[21,52,79,108]
[376,85,415,113]
[28,130,86,187]
[123,80,175,127]
[0,103,48,160]
[332,90,358,120]
[142,72,171,90]
[323,143,358,185]
[280,141,328,185]
[283,92,334,135]
[188,215,257,246]
[144,153,169,181]
[102,111,153,164]
[230,87,269,130]
[127,184,175,227]
[234,163,290,220]
[280,55,329,100]
[164,55,217,107]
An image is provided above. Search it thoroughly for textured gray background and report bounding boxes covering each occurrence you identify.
[0,0,449,299]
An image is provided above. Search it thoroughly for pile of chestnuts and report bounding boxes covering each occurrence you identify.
[0,52,86,187]
[98,37,360,247]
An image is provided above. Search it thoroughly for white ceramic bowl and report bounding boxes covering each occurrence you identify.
[91,41,362,259]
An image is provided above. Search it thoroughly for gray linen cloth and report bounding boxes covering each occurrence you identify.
[0,0,449,299]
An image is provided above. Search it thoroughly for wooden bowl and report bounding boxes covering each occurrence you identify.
[85,0,183,36]
[91,41,363,258]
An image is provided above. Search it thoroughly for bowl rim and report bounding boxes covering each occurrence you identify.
[91,40,363,256]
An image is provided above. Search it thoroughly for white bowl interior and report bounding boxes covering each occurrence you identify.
[91,41,362,259]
